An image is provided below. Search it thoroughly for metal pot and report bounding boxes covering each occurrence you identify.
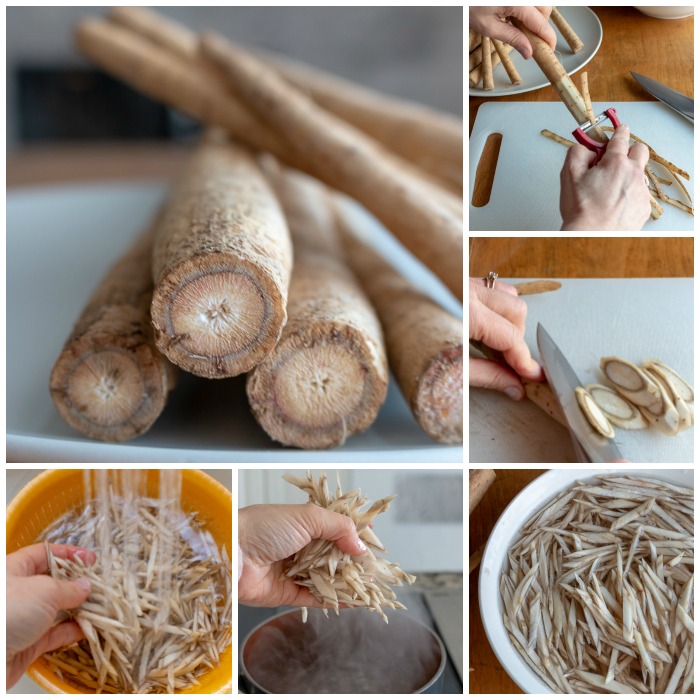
[240,607,446,694]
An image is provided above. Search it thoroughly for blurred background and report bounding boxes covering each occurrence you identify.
[7,6,461,154]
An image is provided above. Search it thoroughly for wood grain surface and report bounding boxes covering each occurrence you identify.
[7,142,189,188]
[469,468,546,694]
[468,237,693,278]
[469,6,694,134]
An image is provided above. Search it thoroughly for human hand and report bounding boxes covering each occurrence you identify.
[469,6,556,59]
[238,504,366,608]
[469,277,545,400]
[560,124,651,231]
[6,543,96,689]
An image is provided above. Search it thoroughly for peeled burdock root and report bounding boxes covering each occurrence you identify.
[246,169,387,449]
[50,225,176,442]
[150,137,292,378]
[575,386,615,438]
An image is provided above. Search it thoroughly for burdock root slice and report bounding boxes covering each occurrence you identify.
[247,168,387,449]
[575,386,615,438]
[584,383,648,430]
[150,137,292,378]
[50,223,176,442]
[600,356,661,409]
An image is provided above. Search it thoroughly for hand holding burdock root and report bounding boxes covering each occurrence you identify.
[560,123,651,231]
[469,278,545,400]
[469,6,556,59]
[238,504,366,608]
[6,544,96,689]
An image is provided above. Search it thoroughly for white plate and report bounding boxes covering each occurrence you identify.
[634,6,694,20]
[469,6,603,97]
[478,468,694,693]
[7,182,463,463]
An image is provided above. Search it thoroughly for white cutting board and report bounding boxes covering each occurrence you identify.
[469,102,694,230]
[469,278,694,463]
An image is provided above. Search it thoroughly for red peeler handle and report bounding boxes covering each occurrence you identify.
[572,108,621,166]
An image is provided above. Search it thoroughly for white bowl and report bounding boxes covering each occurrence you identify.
[478,468,694,694]
[634,6,693,19]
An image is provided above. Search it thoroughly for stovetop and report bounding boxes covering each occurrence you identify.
[238,585,463,694]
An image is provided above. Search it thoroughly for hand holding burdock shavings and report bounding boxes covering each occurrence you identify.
[279,471,416,623]
[6,544,96,690]
[238,502,367,608]
[239,471,416,621]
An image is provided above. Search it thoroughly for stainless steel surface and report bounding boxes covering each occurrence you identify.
[536,323,623,463]
[240,606,446,694]
[238,587,462,694]
[630,72,693,122]
[423,589,463,682]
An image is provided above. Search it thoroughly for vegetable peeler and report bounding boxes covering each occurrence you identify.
[572,107,621,166]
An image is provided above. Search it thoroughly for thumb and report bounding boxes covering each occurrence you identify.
[45,577,92,613]
[304,505,366,556]
[492,23,531,59]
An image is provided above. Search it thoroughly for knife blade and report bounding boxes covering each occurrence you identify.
[536,323,623,463]
[630,72,693,123]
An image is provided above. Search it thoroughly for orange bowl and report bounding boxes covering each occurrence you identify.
[6,468,232,694]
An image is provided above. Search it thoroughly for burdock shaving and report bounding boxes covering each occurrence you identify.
[282,471,415,623]
[39,472,231,693]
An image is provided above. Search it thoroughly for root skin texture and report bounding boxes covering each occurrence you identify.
[108,6,462,195]
[257,48,463,194]
[50,225,175,442]
[247,170,387,449]
[199,33,463,302]
[74,18,289,158]
[151,139,292,378]
[336,197,463,444]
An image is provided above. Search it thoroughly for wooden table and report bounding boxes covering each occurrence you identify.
[7,142,188,188]
[469,7,694,134]
[469,237,694,278]
[469,469,545,694]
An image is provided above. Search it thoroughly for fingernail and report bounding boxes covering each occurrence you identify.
[75,578,91,594]
[356,538,367,551]
[74,549,88,563]
[505,387,523,401]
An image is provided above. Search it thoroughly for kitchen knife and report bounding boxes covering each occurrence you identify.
[536,323,623,463]
[630,72,693,123]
